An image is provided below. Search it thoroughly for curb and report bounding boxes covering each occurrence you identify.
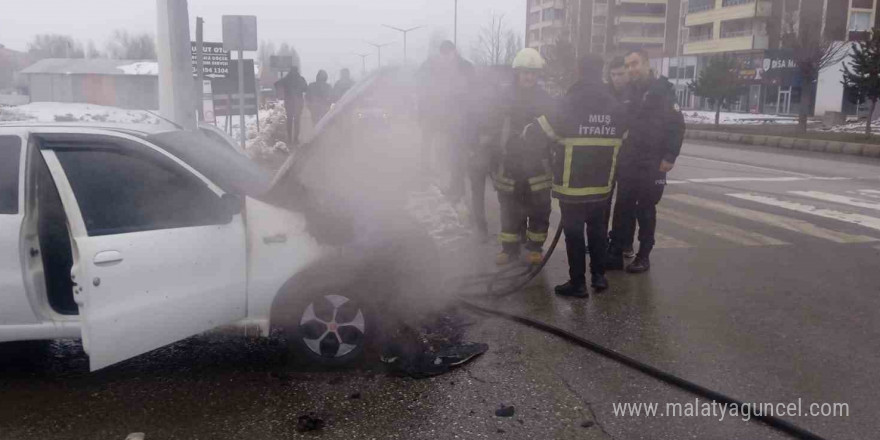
[685,129,880,159]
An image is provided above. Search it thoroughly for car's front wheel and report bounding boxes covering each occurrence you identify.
[289,292,371,367]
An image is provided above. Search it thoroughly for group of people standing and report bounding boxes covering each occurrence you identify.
[419,42,684,298]
[275,67,355,145]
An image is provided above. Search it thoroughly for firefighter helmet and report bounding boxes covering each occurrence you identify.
[512,48,545,70]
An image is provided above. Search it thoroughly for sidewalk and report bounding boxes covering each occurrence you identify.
[685,128,880,158]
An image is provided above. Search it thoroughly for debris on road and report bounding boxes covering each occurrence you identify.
[125,433,145,440]
[295,413,326,433]
[581,421,595,428]
[380,308,487,378]
[495,405,515,417]
[349,392,361,399]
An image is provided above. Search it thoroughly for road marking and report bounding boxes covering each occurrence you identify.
[857,189,880,200]
[789,191,880,212]
[728,193,880,233]
[665,194,878,243]
[659,207,787,246]
[655,232,692,249]
[678,155,815,177]
[664,176,851,185]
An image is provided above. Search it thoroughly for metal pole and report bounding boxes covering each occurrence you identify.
[196,17,204,121]
[454,0,458,47]
[238,49,245,150]
[404,33,407,63]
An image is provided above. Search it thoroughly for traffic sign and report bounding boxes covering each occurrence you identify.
[191,42,230,79]
[222,15,258,51]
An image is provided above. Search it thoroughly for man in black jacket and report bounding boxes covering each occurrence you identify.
[607,49,685,274]
[274,67,308,145]
[527,54,625,297]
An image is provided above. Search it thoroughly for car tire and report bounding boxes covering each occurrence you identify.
[287,289,374,368]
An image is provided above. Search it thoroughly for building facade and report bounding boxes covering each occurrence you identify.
[525,0,683,58]
[660,0,880,115]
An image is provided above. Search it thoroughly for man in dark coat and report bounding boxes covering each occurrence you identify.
[607,49,685,273]
[307,69,333,124]
[274,66,307,145]
[333,68,355,102]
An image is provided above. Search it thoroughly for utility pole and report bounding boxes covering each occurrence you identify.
[157,0,196,130]
[454,0,458,47]
[382,24,423,64]
[353,52,370,76]
[365,41,393,68]
[195,16,204,121]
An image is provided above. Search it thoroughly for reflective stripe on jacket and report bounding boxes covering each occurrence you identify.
[530,78,626,203]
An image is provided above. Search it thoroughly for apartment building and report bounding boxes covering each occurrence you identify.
[662,0,879,114]
[526,0,574,54]
[525,0,682,58]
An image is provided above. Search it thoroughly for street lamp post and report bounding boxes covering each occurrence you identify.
[383,24,423,64]
[454,0,458,47]
[353,52,370,76]
[365,41,393,68]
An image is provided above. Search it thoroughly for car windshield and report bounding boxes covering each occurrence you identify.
[147,130,272,197]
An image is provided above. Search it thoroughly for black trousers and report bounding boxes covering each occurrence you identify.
[560,201,609,283]
[612,172,666,257]
[284,101,303,145]
[468,162,489,233]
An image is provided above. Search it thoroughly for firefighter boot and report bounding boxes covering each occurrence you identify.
[525,251,543,265]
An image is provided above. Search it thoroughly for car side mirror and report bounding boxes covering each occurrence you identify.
[220,193,243,217]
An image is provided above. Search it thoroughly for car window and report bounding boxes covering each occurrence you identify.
[0,136,22,215]
[52,144,231,236]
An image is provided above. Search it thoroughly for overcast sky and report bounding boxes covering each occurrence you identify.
[1,0,525,81]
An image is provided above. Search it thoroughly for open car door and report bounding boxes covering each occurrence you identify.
[37,132,247,370]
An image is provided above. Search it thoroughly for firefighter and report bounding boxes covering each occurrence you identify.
[526,54,626,297]
[607,49,685,273]
[491,48,555,266]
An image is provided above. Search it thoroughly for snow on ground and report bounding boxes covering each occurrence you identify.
[116,61,159,76]
[822,119,880,135]
[684,110,797,125]
[0,102,161,125]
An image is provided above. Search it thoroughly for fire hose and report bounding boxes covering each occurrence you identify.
[454,219,827,440]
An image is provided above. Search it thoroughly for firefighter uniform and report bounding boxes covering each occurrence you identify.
[492,49,555,265]
[528,73,625,295]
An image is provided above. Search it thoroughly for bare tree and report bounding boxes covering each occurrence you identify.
[782,17,847,132]
[105,30,156,60]
[503,31,523,66]
[27,34,84,59]
[86,40,103,59]
[471,13,522,66]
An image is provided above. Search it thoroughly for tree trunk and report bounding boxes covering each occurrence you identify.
[798,78,815,133]
[715,101,721,127]
[868,99,877,137]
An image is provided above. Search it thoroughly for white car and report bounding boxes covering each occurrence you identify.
[0,120,396,371]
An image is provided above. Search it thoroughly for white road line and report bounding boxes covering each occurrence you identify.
[678,155,815,177]
[664,176,851,185]
[687,177,807,183]
[857,189,880,199]
[655,232,692,249]
[659,207,787,246]
[666,194,878,243]
[728,193,880,233]
[789,191,880,212]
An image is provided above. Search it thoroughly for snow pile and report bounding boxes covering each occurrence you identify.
[824,119,880,135]
[0,102,161,124]
[244,105,290,160]
[404,186,472,252]
[685,111,797,125]
[116,62,159,76]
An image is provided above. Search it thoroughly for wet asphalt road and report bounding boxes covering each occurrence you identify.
[2,139,879,439]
